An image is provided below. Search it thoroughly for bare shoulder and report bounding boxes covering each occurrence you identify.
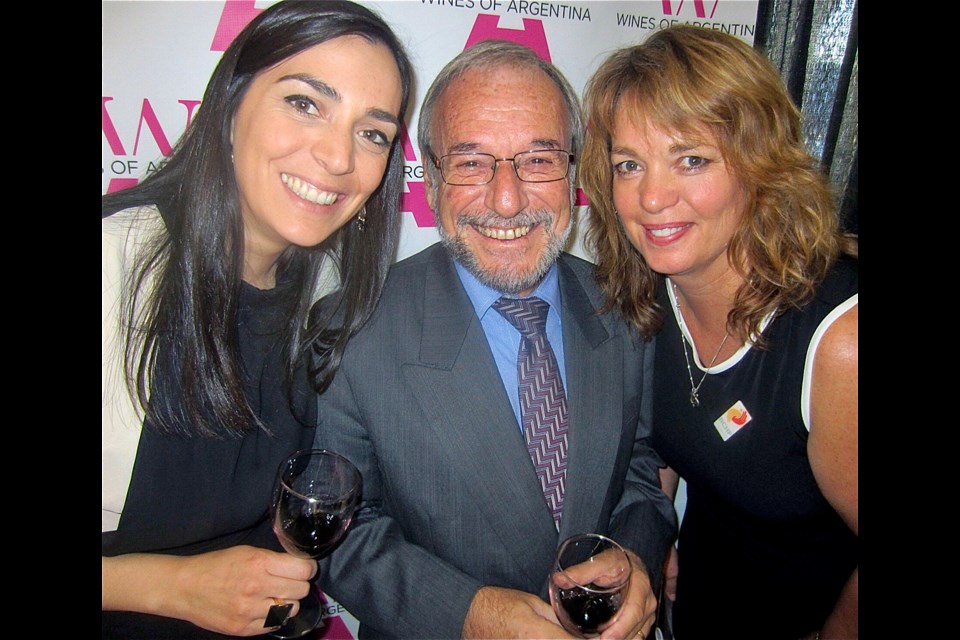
[808,301,858,532]
[809,300,858,430]
[815,303,858,374]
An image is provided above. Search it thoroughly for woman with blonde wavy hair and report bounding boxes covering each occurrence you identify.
[581,25,857,639]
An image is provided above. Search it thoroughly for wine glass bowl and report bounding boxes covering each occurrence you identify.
[269,449,361,639]
[273,449,361,559]
[549,533,632,638]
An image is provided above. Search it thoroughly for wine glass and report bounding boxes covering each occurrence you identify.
[268,449,362,639]
[549,533,632,638]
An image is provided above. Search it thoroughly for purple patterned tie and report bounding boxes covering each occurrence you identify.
[493,296,569,528]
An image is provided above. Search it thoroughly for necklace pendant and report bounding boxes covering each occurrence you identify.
[689,389,700,407]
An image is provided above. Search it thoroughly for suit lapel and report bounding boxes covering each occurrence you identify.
[403,248,557,585]
[555,256,625,540]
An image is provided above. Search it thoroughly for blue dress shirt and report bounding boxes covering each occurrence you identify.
[454,261,567,430]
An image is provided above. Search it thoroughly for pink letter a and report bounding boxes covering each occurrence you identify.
[464,14,551,61]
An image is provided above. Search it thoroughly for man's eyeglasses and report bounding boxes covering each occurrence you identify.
[434,149,575,186]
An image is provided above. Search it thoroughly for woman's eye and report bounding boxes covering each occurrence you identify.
[359,129,391,149]
[285,95,319,116]
[680,156,710,171]
[614,160,639,175]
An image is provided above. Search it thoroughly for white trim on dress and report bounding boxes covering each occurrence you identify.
[801,294,859,432]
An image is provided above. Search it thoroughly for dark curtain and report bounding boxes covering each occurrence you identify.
[755,0,858,235]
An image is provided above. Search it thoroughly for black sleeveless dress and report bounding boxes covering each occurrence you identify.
[652,259,858,639]
[102,279,316,639]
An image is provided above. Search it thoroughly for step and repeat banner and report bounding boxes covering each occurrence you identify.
[102,2,758,637]
[102,0,759,262]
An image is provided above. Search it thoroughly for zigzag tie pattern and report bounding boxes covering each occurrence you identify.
[493,296,568,529]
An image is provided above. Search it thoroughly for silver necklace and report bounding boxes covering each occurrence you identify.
[672,284,729,408]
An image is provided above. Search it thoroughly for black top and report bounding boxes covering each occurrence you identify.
[102,279,316,639]
[652,259,858,640]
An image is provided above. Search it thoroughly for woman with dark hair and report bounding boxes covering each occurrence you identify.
[101,2,412,637]
[581,26,857,639]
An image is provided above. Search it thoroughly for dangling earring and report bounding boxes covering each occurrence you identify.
[356,207,367,232]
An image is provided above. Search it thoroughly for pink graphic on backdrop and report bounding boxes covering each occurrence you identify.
[315,591,356,640]
[103,98,199,157]
[179,100,203,127]
[316,614,355,640]
[134,99,177,156]
[211,0,262,52]
[401,125,418,164]
[399,122,437,228]
[661,0,719,19]
[465,15,551,61]
[107,178,140,194]
[402,181,436,228]
[102,97,126,156]
[104,98,203,192]
[103,98,203,158]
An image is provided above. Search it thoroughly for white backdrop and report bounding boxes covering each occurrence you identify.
[102,2,758,636]
[102,0,759,261]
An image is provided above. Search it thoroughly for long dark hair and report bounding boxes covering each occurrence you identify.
[102,0,413,438]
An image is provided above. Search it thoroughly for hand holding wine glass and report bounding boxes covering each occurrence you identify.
[267,449,362,639]
[549,534,632,638]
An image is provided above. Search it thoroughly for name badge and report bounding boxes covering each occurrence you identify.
[714,400,752,441]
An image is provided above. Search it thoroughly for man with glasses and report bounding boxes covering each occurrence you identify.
[316,40,677,640]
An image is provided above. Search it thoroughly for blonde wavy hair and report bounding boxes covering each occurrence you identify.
[581,25,857,342]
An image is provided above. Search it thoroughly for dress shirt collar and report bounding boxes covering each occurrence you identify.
[453,258,562,320]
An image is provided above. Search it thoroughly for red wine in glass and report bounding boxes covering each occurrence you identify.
[276,502,351,558]
[269,449,361,639]
[549,534,632,638]
[556,583,624,634]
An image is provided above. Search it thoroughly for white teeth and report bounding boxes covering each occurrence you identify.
[477,225,531,240]
[281,173,338,205]
[649,225,686,238]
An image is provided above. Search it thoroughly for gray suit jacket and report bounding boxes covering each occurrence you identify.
[317,244,677,639]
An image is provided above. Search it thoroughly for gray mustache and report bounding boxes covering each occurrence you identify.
[456,210,555,229]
